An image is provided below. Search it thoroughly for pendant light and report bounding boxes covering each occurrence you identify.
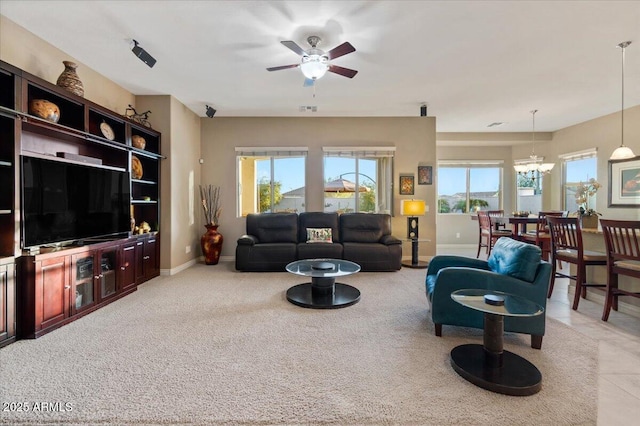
[514,110,555,180]
[610,41,636,160]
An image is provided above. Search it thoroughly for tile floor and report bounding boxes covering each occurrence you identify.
[437,246,640,425]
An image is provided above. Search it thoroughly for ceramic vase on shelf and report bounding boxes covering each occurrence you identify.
[201,224,223,265]
[56,60,84,97]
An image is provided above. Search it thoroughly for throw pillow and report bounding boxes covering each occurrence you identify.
[306,228,332,243]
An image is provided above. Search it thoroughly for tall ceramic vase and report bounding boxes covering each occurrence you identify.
[201,224,223,265]
[56,61,84,97]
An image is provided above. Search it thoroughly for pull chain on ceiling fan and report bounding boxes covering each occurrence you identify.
[267,36,358,87]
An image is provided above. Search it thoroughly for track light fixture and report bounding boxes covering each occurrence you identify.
[205,105,217,118]
[130,39,156,68]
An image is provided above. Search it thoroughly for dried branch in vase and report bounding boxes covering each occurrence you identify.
[200,185,221,226]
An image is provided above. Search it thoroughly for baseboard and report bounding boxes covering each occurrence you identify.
[160,258,197,276]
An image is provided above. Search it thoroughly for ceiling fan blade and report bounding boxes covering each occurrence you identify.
[266,64,299,72]
[327,42,356,60]
[303,78,315,87]
[281,40,306,56]
[328,65,358,78]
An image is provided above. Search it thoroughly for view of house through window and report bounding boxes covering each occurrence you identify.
[236,148,307,216]
[516,171,544,213]
[561,150,598,214]
[437,161,503,213]
[323,148,394,214]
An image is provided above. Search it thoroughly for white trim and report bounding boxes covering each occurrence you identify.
[559,148,598,161]
[322,146,396,152]
[235,146,308,152]
[439,160,504,166]
[160,258,197,276]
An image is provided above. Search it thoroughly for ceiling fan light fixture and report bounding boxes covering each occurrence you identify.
[300,55,329,80]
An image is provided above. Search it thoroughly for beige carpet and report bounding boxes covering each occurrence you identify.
[0,262,597,425]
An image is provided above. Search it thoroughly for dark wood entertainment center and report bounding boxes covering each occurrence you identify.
[0,60,162,346]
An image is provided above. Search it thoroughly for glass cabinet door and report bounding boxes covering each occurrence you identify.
[100,249,117,299]
[74,254,94,310]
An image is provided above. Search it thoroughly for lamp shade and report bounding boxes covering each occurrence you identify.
[610,145,635,160]
[401,199,426,216]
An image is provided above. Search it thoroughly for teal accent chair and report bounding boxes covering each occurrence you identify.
[425,237,552,349]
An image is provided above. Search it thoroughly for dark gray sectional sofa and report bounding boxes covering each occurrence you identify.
[235,212,402,272]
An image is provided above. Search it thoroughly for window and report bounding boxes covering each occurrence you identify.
[515,170,544,213]
[437,161,504,213]
[322,147,394,214]
[560,149,598,214]
[236,147,307,215]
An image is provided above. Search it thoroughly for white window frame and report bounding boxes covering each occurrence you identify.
[437,160,505,214]
[322,146,395,214]
[235,147,308,216]
[560,148,598,213]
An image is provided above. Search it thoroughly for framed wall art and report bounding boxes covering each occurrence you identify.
[399,174,415,195]
[417,165,432,185]
[608,156,640,207]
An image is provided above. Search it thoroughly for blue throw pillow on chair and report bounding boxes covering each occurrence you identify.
[488,238,541,283]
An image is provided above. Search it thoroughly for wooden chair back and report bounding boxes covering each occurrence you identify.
[477,210,492,233]
[547,216,583,254]
[599,219,640,320]
[534,211,564,234]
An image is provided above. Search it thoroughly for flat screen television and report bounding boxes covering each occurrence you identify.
[21,155,131,248]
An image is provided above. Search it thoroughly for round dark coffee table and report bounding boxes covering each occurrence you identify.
[285,259,361,309]
[450,289,544,396]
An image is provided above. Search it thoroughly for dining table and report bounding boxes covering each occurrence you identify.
[471,214,538,236]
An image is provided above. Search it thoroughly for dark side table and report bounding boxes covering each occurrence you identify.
[450,289,544,396]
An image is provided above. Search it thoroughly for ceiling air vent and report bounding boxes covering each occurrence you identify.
[299,106,318,112]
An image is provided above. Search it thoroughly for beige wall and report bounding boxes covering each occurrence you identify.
[547,106,640,221]
[0,15,134,113]
[136,95,202,271]
[4,13,638,269]
[201,117,438,259]
[1,17,203,272]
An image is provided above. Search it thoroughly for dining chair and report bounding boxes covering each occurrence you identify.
[521,211,564,261]
[599,219,640,321]
[476,211,512,258]
[546,216,606,309]
[487,210,506,229]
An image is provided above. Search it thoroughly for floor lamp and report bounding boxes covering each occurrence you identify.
[401,199,428,268]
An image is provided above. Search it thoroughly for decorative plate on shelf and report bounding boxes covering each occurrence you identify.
[100,121,115,140]
[131,155,143,179]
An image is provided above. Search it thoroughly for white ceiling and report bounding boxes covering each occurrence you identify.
[2,0,640,135]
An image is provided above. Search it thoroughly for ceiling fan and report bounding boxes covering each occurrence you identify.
[266,36,358,86]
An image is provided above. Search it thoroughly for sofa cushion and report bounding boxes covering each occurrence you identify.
[246,213,298,244]
[297,242,343,260]
[306,228,332,243]
[488,237,541,283]
[340,213,390,243]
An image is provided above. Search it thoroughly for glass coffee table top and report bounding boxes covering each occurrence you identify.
[451,289,543,317]
[285,259,361,309]
[286,259,361,277]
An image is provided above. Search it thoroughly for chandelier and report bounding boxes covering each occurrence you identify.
[610,41,636,160]
[514,110,555,180]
